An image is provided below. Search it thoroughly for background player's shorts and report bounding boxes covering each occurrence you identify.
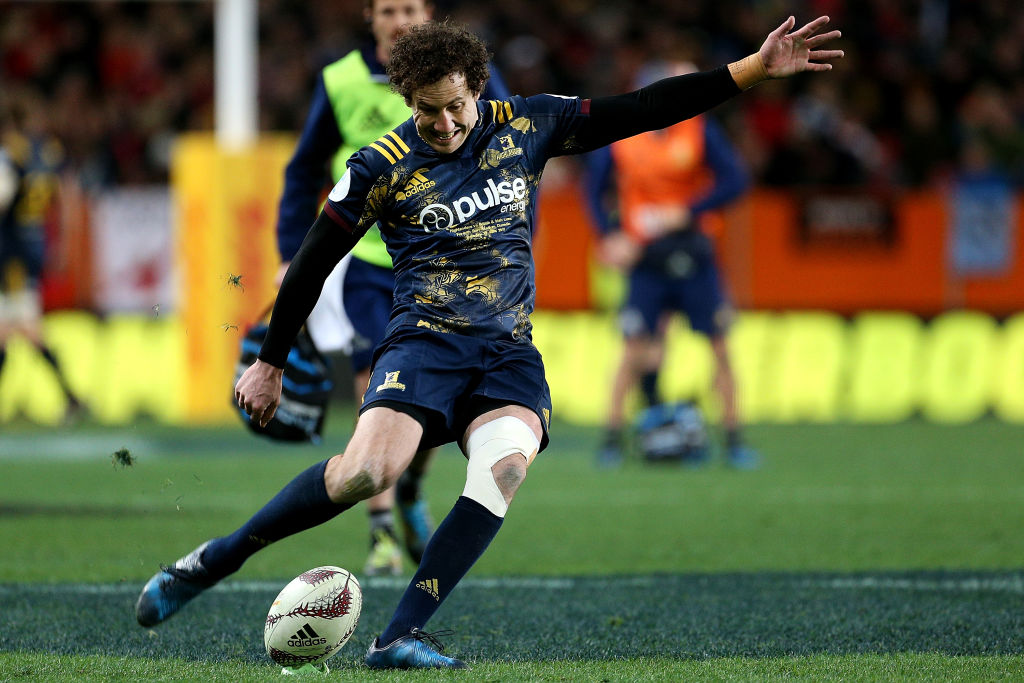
[341,256,395,372]
[304,254,355,354]
[305,254,395,374]
[0,288,41,325]
[622,230,731,338]
[361,326,552,452]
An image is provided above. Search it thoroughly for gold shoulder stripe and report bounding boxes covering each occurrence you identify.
[491,100,512,123]
[386,131,410,153]
[377,135,404,159]
[369,142,396,164]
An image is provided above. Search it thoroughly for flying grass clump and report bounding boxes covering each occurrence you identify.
[225,273,245,291]
[111,448,135,468]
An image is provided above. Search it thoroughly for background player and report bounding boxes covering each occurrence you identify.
[0,95,84,422]
[586,58,757,469]
[274,0,510,576]
[140,17,843,669]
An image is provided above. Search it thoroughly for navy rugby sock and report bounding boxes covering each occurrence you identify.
[396,468,423,504]
[202,459,352,578]
[379,496,502,646]
[369,508,396,540]
[640,371,660,406]
[36,344,78,401]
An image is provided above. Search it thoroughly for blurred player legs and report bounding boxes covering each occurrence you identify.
[586,60,759,468]
[0,99,85,423]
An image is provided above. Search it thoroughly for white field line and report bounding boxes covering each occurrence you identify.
[804,575,1024,594]
[1,574,1022,595]
[0,435,158,460]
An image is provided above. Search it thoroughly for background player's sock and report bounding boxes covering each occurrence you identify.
[396,468,423,504]
[603,426,622,449]
[35,343,81,404]
[726,427,742,450]
[378,496,502,646]
[369,508,396,538]
[640,371,660,406]
[0,347,6,376]
[202,459,352,578]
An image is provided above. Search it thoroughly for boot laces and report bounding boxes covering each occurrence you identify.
[409,627,454,653]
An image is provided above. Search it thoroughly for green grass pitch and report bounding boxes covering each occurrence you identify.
[1,415,1023,680]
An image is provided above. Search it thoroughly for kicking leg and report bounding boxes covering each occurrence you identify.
[136,406,421,627]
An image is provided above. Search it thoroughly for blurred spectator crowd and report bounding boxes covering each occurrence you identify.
[2,0,1022,189]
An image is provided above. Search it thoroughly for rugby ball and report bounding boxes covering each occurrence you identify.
[264,566,362,668]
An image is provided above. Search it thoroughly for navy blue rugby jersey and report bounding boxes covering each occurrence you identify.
[323,93,589,343]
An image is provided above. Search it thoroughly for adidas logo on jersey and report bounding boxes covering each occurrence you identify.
[415,578,440,601]
[396,170,436,200]
[287,623,327,647]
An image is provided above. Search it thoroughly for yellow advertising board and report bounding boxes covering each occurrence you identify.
[3,131,1023,427]
[532,309,1024,426]
[2,309,1024,426]
[173,133,295,422]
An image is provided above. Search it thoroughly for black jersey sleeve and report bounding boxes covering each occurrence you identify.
[257,210,359,368]
[573,66,741,152]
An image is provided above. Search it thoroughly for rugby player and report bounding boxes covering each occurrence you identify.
[138,16,843,668]
[0,97,85,422]
[274,0,510,578]
[586,59,758,469]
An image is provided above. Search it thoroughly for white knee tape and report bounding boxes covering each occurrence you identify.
[463,416,540,518]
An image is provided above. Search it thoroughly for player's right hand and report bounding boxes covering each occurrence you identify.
[599,231,641,270]
[235,359,284,428]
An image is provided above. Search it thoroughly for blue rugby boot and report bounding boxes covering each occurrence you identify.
[398,498,434,565]
[136,540,217,627]
[365,628,467,669]
[596,427,624,468]
[727,444,761,470]
[597,441,623,468]
[364,528,403,577]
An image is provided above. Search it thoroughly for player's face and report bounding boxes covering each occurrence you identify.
[409,73,480,154]
[368,0,431,64]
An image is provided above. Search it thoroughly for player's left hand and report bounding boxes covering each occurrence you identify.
[235,359,284,427]
[759,15,843,78]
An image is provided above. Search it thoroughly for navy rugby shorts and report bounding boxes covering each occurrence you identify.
[360,326,552,451]
[623,259,729,337]
[621,229,732,338]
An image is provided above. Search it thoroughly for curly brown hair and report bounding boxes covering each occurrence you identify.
[387,22,491,102]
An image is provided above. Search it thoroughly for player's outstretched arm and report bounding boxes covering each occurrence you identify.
[573,16,842,153]
[729,15,844,89]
